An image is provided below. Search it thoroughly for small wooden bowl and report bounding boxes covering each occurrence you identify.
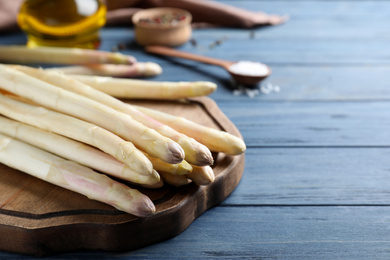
[132,8,192,47]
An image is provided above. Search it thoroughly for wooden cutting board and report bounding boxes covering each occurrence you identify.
[0,97,245,256]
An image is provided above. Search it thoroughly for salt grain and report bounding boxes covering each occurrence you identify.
[260,83,281,94]
[245,88,259,98]
[233,89,243,96]
[260,83,273,94]
[229,61,269,77]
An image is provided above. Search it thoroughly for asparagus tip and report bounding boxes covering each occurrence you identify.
[168,141,185,164]
[151,169,161,182]
[175,161,193,175]
[186,165,215,186]
[224,134,247,155]
[128,56,137,65]
[206,166,216,183]
[235,139,247,154]
[143,62,163,76]
[195,146,214,166]
[134,196,156,217]
[196,81,218,93]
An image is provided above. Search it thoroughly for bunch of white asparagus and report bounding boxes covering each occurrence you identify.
[0,46,245,217]
[0,64,246,217]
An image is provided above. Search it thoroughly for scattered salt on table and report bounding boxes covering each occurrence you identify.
[229,61,269,76]
[233,82,281,97]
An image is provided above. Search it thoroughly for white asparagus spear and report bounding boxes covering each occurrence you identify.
[186,165,215,186]
[0,45,136,65]
[0,65,184,164]
[143,153,193,176]
[13,66,212,166]
[0,133,155,217]
[46,63,162,77]
[69,74,217,99]
[133,105,247,155]
[140,179,164,189]
[0,116,160,185]
[159,172,192,187]
[0,93,153,176]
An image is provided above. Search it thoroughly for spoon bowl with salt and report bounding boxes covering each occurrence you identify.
[145,45,271,86]
[228,60,271,86]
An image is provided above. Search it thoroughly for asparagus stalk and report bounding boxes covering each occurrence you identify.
[0,116,160,185]
[134,105,247,155]
[14,65,212,166]
[159,172,192,187]
[0,93,153,176]
[69,74,217,99]
[140,179,164,189]
[144,153,193,176]
[0,45,136,65]
[46,62,163,77]
[0,133,155,217]
[186,165,215,186]
[0,65,184,164]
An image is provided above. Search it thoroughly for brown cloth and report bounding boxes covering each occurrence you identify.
[0,0,288,33]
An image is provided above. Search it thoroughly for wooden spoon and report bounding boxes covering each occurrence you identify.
[145,45,271,86]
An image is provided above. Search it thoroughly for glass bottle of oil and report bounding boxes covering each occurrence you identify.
[17,0,106,49]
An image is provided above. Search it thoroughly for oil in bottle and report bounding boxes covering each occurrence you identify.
[17,0,106,49]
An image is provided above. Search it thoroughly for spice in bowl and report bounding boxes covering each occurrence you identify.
[132,8,192,47]
[138,12,187,26]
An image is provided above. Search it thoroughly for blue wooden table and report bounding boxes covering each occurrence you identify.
[2,0,390,259]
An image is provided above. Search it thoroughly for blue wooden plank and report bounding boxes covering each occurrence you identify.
[160,37,390,66]
[218,0,390,24]
[213,66,390,102]
[224,147,390,205]
[217,101,390,146]
[145,64,390,102]
[100,28,390,66]
[122,206,390,260]
[2,206,390,259]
